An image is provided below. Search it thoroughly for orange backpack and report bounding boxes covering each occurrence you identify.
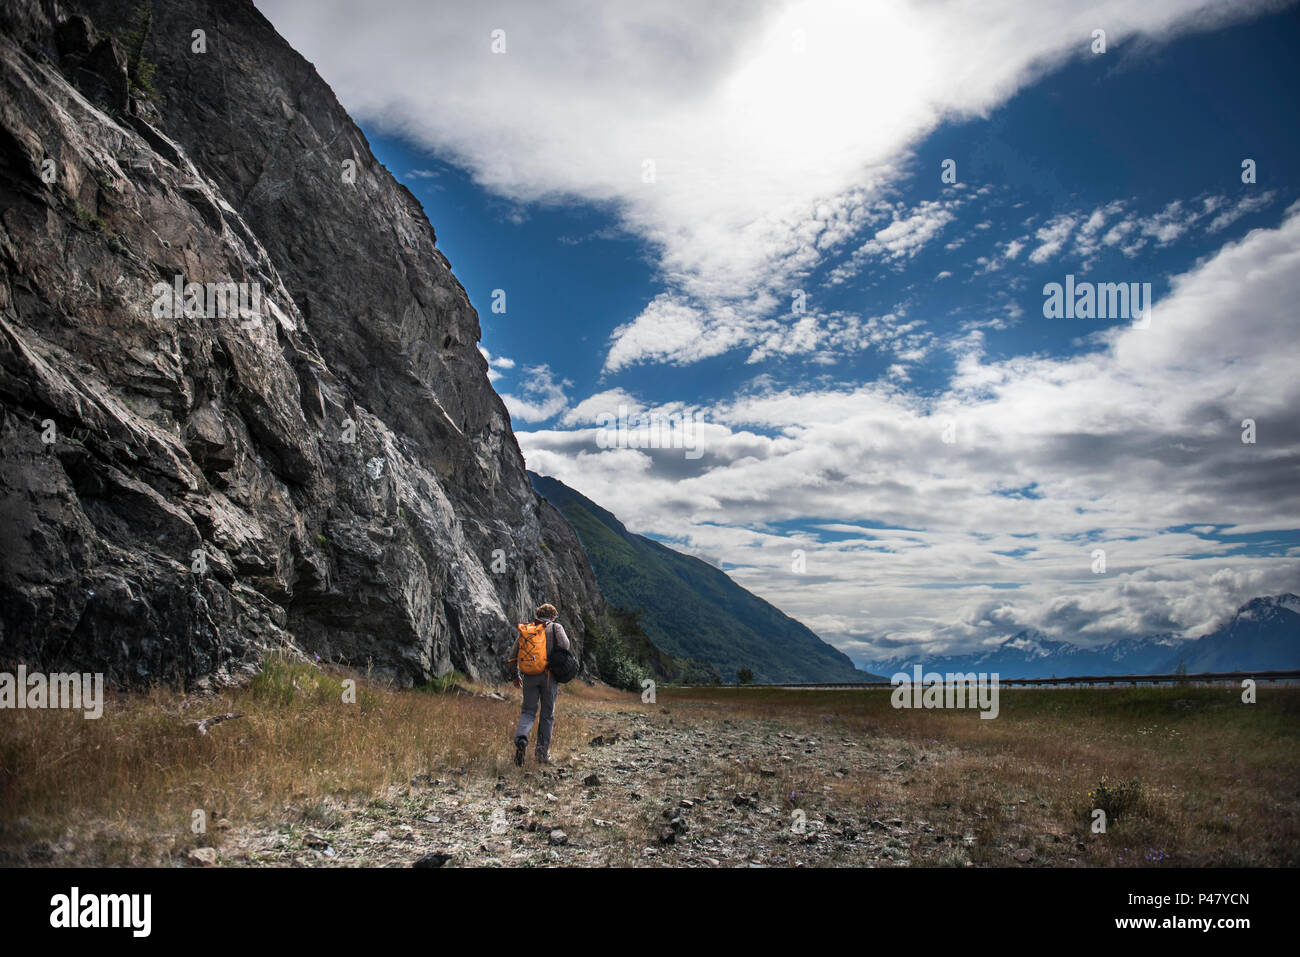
[515,621,549,675]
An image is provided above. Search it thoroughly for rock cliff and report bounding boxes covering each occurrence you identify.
[0,0,604,686]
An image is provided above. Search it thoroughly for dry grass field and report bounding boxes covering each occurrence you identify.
[663,683,1300,867]
[2,659,1295,866]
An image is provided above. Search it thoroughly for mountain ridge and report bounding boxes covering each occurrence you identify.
[865,594,1300,678]
[529,471,880,683]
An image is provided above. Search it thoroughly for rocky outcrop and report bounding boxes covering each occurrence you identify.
[0,0,604,686]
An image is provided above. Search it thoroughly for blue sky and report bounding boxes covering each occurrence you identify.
[261,0,1300,668]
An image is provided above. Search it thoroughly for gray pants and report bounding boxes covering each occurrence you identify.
[514,672,558,754]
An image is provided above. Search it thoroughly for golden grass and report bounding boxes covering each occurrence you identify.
[4,666,1295,867]
[661,684,1300,865]
[0,655,596,864]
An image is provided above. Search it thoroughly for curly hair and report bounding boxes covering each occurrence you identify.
[535,603,558,620]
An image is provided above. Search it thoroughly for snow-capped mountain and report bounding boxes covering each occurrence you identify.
[1155,594,1300,673]
[865,594,1299,678]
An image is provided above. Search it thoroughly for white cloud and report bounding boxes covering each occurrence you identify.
[478,345,517,382]
[560,388,642,426]
[1012,192,1281,267]
[1028,214,1077,263]
[261,0,1280,370]
[518,207,1300,655]
[857,201,955,261]
[500,364,570,422]
[1207,190,1278,232]
[603,295,752,372]
[478,346,516,383]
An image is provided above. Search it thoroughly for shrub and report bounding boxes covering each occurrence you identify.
[116,5,159,101]
[584,610,650,692]
[247,653,352,708]
[418,671,469,695]
[1088,777,1146,823]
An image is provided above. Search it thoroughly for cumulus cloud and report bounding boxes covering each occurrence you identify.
[518,207,1300,658]
[1028,214,1077,263]
[478,346,515,383]
[500,364,570,422]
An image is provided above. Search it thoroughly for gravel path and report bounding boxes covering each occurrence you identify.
[216,702,993,867]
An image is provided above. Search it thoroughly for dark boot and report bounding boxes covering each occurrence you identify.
[514,736,527,767]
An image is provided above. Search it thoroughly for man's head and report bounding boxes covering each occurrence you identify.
[536,603,558,621]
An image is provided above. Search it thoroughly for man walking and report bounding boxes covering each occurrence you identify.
[512,602,570,765]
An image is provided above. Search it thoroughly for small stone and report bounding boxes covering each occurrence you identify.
[583,774,601,787]
[188,847,218,866]
[1013,848,1033,863]
[548,829,568,846]
[413,852,451,868]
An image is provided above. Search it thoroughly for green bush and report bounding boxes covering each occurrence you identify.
[417,671,469,695]
[1088,777,1146,822]
[248,653,351,707]
[584,609,650,692]
[115,5,159,101]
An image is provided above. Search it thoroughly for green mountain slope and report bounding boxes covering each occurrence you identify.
[529,472,878,683]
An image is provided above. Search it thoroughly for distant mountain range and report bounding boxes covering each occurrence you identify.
[865,594,1300,678]
[529,472,879,683]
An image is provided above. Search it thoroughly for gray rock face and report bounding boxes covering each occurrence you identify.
[0,0,603,686]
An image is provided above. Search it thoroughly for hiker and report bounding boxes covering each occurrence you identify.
[511,602,570,765]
